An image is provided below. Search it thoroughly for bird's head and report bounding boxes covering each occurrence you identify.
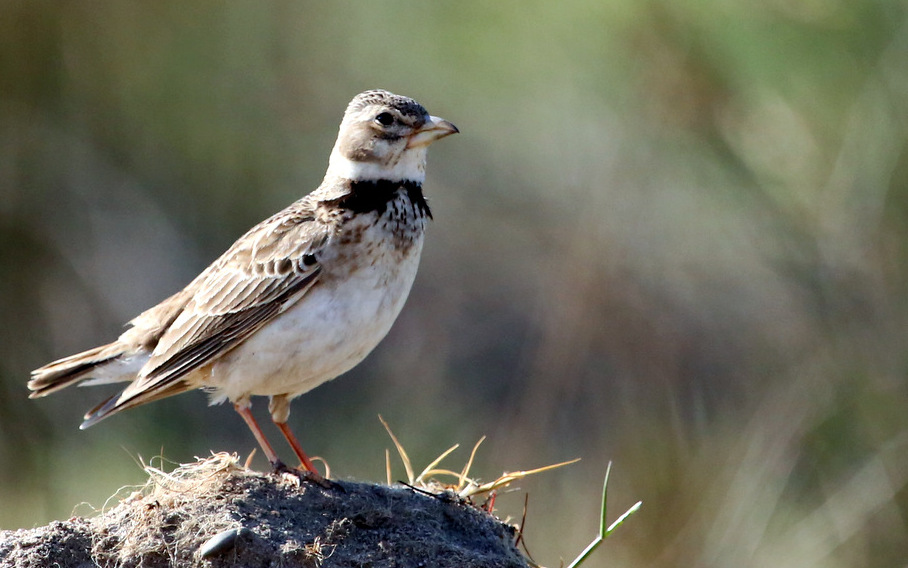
[326,90,458,184]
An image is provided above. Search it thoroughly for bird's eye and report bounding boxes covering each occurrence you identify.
[374,112,394,126]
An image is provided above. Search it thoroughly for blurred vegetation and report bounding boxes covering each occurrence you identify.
[2,1,908,566]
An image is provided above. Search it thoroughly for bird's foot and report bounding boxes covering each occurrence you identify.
[271,459,337,490]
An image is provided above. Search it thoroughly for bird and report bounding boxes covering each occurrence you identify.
[28,89,458,479]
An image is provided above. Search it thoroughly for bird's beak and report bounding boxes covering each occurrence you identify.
[407,115,459,149]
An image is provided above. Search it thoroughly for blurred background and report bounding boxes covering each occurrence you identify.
[2,1,908,566]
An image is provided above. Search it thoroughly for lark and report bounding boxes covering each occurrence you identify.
[28,90,458,478]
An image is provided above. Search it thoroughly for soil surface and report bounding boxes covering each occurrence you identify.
[0,455,529,568]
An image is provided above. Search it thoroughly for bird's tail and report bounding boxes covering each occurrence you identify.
[28,343,126,398]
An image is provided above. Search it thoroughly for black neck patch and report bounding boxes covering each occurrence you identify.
[337,179,432,219]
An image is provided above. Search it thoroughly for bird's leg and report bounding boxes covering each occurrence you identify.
[273,421,334,489]
[268,394,320,476]
[234,403,285,470]
[274,421,319,474]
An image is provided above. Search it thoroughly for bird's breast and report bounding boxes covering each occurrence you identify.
[207,209,426,401]
[322,191,428,277]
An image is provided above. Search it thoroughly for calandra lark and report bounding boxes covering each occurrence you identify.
[29,90,458,478]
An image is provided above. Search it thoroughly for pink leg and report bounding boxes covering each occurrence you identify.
[275,421,320,475]
[234,404,282,468]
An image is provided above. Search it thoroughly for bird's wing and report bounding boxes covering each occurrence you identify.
[85,202,333,421]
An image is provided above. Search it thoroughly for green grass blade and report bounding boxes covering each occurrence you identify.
[564,463,641,568]
[606,501,643,536]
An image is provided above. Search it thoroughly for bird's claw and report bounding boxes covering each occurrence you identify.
[271,460,337,490]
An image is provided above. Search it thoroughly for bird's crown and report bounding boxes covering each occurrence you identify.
[345,90,429,122]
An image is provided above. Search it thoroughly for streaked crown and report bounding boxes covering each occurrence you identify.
[344,90,429,126]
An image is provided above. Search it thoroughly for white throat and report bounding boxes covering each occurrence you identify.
[326,146,428,183]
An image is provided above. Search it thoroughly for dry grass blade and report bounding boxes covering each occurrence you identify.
[378,416,581,515]
[415,444,461,485]
[460,458,581,499]
[141,452,244,499]
[312,457,332,480]
[379,415,414,484]
[515,493,530,553]
[457,436,486,490]
[385,448,392,486]
[418,467,469,479]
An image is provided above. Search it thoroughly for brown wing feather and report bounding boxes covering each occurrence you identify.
[83,200,334,424]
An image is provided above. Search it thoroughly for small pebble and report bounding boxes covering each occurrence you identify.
[199,527,247,558]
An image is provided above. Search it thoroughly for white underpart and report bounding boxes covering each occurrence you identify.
[204,225,425,407]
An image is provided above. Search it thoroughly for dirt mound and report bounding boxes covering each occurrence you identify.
[0,454,528,568]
